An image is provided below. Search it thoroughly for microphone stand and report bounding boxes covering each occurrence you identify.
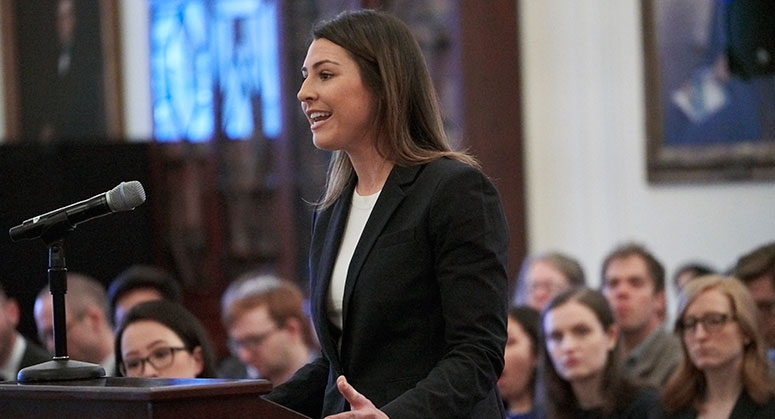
[17,227,106,382]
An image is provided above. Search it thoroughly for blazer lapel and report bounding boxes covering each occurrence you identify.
[340,164,422,328]
[312,182,355,373]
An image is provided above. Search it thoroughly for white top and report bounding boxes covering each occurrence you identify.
[327,188,381,331]
[102,353,117,376]
[0,333,26,381]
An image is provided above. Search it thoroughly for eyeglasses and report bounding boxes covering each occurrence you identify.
[528,281,565,294]
[680,312,736,335]
[120,346,188,376]
[228,327,278,355]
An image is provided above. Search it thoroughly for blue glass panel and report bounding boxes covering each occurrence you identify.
[150,0,281,142]
[150,0,214,142]
[214,0,281,140]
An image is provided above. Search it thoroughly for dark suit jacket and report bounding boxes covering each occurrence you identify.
[20,338,50,368]
[4,337,51,381]
[266,158,509,418]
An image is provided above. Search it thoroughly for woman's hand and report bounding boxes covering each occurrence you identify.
[324,376,388,419]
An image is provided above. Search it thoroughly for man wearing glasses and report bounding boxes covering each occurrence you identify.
[734,242,775,375]
[218,273,317,385]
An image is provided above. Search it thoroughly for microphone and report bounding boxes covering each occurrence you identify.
[9,181,146,242]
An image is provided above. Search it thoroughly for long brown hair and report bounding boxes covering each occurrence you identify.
[661,275,775,413]
[538,287,642,419]
[309,10,477,208]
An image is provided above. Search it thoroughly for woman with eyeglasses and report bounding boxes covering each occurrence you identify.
[513,252,586,311]
[115,300,217,378]
[662,275,775,418]
[539,287,662,419]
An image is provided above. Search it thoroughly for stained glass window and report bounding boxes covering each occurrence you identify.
[150,0,280,142]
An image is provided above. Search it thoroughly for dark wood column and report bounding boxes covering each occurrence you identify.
[457,1,526,281]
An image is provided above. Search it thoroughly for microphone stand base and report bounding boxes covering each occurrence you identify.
[17,359,106,383]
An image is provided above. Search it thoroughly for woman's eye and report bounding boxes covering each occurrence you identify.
[572,325,590,336]
[320,72,333,80]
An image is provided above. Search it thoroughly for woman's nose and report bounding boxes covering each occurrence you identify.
[560,335,578,351]
[693,323,709,339]
[140,363,159,378]
[297,78,314,102]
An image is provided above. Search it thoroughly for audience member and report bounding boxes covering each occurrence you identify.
[733,242,775,374]
[115,300,216,378]
[0,283,49,381]
[107,265,182,327]
[498,305,542,419]
[662,275,775,418]
[514,251,586,311]
[34,272,116,375]
[539,287,662,419]
[219,273,317,385]
[601,243,682,387]
[672,262,715,291]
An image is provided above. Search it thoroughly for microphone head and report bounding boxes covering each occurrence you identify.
[106,181,146,212]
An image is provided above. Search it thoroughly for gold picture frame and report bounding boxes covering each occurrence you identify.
[643,0,775,182]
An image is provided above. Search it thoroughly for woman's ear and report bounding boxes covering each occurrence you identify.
[283,317,303,341]
[191,346,205,376]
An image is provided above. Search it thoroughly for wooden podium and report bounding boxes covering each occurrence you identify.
[0,377,310,419]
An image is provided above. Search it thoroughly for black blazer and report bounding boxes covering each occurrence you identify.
[20,338,50,369]
[4,337,51,381]
[266,158,509,418]
[668,390,775,419]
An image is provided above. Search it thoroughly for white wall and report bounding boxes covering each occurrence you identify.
[118,1,153,140]
[519,0,775,317]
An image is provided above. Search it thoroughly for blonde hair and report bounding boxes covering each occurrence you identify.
[661,275,775,412]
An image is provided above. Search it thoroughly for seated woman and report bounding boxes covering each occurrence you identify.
[662,275,775,418]
[539,287,662,419]
[115,300,216,378]
[498,305,542,419]
[513,252,586,311]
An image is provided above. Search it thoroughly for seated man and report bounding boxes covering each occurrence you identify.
[734,242,775,375]
[600,242,682,387]
[218,273,317,385]
[672,261,714,291]
[107,265,182,327]
[0,283,49,381]
[34,273,116,375]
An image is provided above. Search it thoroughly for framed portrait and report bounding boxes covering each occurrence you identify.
[643,0,775,182]
[0,0,122,143]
